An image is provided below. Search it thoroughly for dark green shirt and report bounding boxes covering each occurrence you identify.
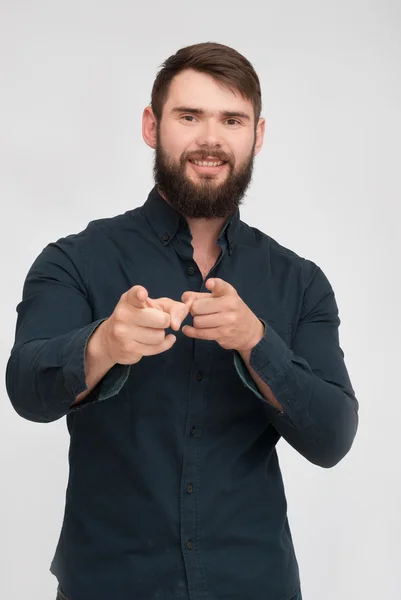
[6,186,358,600]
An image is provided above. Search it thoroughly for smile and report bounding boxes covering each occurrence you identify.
[188,159,227,168]
[188,159,227,174]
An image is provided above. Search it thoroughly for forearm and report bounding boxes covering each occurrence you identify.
[6,240,131,422]
[6,319,130,422]
[237,347,283,412]
[71,321,115,406]
[234,319,358,468]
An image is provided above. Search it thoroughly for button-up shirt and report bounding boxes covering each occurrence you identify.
[6,186,358,600]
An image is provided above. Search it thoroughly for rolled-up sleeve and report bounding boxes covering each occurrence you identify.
[234,264,359,468]
[5,237,130,423]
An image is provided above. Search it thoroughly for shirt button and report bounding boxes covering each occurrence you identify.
[187,266,195,275]
[186,539,194,550]
[186,483,194,494]
[163,233,170,241]
[190,426,196,437]
[277,410,285,417]
[196,371,203,382]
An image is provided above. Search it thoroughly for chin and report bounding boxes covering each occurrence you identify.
[189,171,227,183]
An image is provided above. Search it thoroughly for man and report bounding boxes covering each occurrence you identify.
[6,42,358,600]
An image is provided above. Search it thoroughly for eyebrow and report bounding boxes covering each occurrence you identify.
[171,106,251,121]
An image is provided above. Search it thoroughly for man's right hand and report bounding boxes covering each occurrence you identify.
[96,285,190,366]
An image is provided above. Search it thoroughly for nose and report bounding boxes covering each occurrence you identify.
[195,119,223,149]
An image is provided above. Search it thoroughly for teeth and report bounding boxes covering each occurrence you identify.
[191,159,224,167]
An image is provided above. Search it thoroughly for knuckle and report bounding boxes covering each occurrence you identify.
[113,305,128,323]
[111,322,126,340]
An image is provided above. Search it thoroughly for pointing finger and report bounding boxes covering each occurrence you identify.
[125,285,150,308]
[206,278,232,297]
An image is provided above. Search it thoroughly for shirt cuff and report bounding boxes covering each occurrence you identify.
[61,318,131,412]
[233,319,294,422]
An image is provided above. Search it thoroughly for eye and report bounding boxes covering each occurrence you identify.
[182,115,196,122]
[226,119,241,126]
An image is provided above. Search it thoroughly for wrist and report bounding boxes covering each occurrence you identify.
[88,321,116,371]
[237,318,265,354]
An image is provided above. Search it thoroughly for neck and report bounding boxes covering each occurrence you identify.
[158,186,227,252]
[185,216,226,252]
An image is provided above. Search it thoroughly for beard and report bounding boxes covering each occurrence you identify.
[152,131,256,219]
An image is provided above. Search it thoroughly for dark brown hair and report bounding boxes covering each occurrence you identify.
[150,42,262,126]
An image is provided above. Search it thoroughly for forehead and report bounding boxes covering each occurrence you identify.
[164,69,253,114]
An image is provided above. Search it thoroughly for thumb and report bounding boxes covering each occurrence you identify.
[155,298,189,331]
[145,297,163,311]
[147,297,189,330]
[170,302,190,331]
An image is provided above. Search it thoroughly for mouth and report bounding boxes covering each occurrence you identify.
[188,158,228,173]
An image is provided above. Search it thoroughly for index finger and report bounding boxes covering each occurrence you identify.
[124,285,150,308]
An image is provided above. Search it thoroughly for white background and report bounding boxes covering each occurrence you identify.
[1,1,400,598]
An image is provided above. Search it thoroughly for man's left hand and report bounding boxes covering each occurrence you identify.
[181,278,265,352]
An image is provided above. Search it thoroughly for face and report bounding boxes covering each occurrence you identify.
[143,69,265,219]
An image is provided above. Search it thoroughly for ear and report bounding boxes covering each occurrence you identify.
[142,106,158,149]
[254,117,266,156]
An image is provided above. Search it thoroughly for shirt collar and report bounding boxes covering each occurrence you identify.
[142,185,240,256]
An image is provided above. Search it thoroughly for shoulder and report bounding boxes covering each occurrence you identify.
[240,219,321,283]
[27,209,140,279]
[49,208,141,254]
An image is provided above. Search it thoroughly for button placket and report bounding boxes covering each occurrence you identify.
[179,358,209,593]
